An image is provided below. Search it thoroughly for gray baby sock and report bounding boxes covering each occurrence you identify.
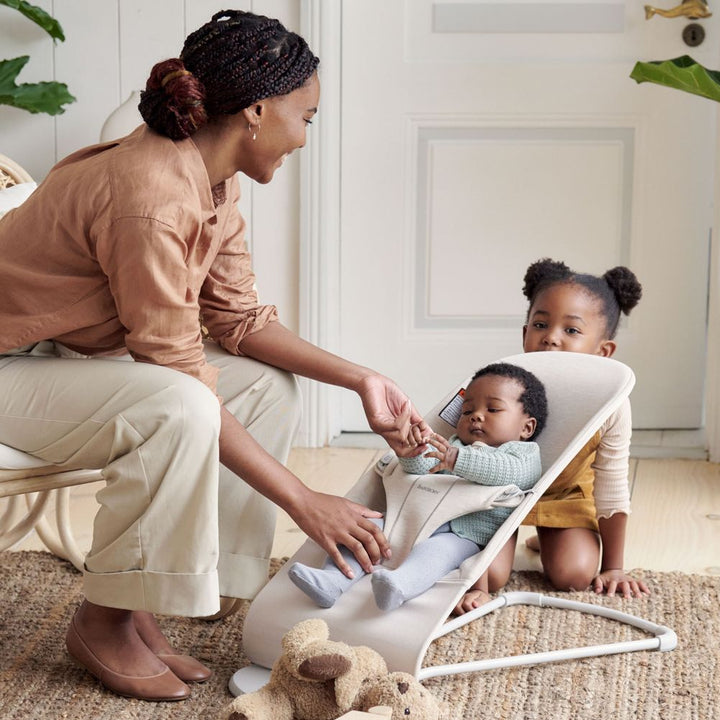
[288,562,346,608]
[288,517,384,608]
[371,568,407,611]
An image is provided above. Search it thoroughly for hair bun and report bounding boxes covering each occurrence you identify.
[522,258,571,300]
[139,58,208,140]
[603,266,642,315]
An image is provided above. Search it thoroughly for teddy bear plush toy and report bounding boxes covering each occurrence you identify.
[219,618,443,720]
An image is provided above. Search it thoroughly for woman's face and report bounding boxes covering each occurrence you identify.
[522,283,616,357]
[242,72,320,184]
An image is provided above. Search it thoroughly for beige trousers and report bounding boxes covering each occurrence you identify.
[0,341,301,617]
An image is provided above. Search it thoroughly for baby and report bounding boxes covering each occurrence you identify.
[289,362,548,611]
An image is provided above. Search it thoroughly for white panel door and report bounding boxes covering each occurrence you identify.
[339,0,717,430]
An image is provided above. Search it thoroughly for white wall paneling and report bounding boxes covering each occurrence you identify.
[0,0,56,180]
[53,0,118,162]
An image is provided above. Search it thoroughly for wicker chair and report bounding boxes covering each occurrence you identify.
[0,154,32,188]
[0,153,102,570]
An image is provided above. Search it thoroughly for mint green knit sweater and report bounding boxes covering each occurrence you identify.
[398,437,542,547]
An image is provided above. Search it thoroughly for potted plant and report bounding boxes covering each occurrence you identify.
[0,0,75,115]
[631,54,720,103]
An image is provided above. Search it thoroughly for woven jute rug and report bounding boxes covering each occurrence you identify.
[1,552,718,720]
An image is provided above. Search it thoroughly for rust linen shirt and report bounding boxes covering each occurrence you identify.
[0,126,278,393]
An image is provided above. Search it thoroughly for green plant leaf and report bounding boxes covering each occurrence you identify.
[0,56,75,114]
[630,55,720,103]
[0,0,65,40]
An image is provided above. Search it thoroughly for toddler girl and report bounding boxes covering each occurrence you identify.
[456,257,651,614]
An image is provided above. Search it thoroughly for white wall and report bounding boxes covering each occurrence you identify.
[707,113,720,462]
[0,0,304,333]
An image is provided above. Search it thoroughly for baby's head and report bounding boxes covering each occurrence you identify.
[522,258,642,356]
[456,363,548,447]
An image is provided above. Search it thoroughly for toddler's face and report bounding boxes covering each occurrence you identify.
[523,284,615,357]
[455,375,536,448]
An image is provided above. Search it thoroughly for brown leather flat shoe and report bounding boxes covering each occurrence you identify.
[156,653,213,683]
[66,615,191,701]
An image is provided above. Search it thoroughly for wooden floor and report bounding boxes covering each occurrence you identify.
[9,447,720,577]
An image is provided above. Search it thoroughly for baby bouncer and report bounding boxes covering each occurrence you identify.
[231,352,676,695]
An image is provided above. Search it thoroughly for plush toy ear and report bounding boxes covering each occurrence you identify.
[281,618,329,673]
[298,653,352,681]
[281,618,329,657]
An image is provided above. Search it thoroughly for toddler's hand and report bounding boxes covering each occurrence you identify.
[593,569,651,598]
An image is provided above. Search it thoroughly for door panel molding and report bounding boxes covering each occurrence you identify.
[408,120,635,331]
[432,2,626,35]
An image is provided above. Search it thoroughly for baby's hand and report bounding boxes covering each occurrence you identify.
[425,432,458,472]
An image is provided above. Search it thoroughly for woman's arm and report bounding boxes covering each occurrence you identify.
[238,321,428,452]
[219,322,428,575]
[218,405,390,577]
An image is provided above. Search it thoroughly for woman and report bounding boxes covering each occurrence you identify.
[0,11,426,701]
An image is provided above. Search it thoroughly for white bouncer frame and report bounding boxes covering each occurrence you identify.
[419,591,676,681]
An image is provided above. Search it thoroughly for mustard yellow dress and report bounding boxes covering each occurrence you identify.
[522,431,601,532]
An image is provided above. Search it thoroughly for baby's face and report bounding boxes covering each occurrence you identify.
[455,375,536,447]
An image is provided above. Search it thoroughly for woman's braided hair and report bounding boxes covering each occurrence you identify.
[139,10,319,140]
[522,258,642,339]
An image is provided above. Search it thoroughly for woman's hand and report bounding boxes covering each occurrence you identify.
[395,423,433,458]
[592,569,651,598]
[357,374,429,455]
[423,432,459,473]
[290,490,391,578]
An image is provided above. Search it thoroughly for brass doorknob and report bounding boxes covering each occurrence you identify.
[644,0,712,19]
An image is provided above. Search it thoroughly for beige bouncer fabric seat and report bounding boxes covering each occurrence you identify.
[0,153,102,570]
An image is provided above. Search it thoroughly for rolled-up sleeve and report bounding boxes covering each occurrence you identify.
[199,179,278,354]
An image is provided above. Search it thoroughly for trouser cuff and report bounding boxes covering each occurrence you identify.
[217,551,271,600]
[83,568,220,617]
